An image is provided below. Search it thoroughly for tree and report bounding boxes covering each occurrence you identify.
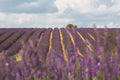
[66,24,77,28]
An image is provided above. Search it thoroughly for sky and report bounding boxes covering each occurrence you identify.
[0,0,120,28]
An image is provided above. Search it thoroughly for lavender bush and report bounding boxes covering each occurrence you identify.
[0,28,120,80]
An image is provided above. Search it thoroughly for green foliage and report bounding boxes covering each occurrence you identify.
[93,77,98,80]
[66,24,77,28]
[85,73,89,80]
[33,75,40,80]
[46,75,51,80]
[97,70,105,80]
[118,74,120,80]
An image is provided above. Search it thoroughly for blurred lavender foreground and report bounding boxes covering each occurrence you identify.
[0,28,120,80]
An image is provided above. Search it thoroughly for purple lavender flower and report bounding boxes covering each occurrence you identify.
[70,77,75,80]
[11,72,16,77]
[67,63,72,73]
[96,48,101,53]
[70,56,76,63]
[35,71,41,77]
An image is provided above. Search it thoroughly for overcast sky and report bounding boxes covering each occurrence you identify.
[0,0,120,28]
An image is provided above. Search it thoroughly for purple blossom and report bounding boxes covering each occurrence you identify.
[70,56,76,62]
[70,77,75,80]
[0,28,119,80]
[66,63,72,73]
[96,48,101,54]
[35,71,41,77]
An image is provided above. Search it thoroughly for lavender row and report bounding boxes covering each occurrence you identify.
[75,28,88,54]
[0,31,24,52]
[30,28,46,48]
[51,28,62,55]
[0,28,120,80]
[0,32,15,44]
[5,30,35,56]
[36,28,52,62]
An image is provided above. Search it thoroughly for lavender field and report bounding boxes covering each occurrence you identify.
[0,28,120,80]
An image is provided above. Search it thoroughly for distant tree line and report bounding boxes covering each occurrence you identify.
[66,24,77,28]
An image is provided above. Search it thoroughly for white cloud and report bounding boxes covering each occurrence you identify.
[107,22,120,28]
[0,13,33,24]
[0,0,120,28]
[0,13,7,20]
[55,0,94,14]
[0,12,119,28]
[16,14,33,24]
[54,0,120,15]
[0,12,72,28]
[97,5,107,12]
[94,22,120,28]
